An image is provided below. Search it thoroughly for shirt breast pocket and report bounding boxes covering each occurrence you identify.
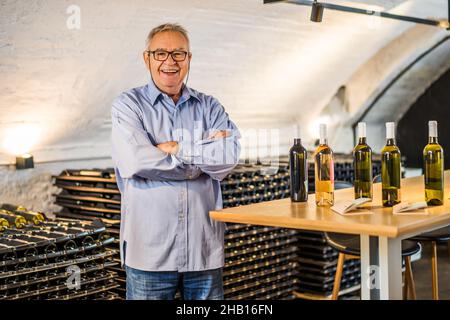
[141,112,174,144]
[142,124,173,145]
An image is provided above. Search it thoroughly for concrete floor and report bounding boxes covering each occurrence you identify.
[411,242,450,300]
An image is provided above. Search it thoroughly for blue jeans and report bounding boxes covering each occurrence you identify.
[125,265,224,300]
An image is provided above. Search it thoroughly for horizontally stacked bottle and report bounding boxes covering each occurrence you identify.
[289,121,445,206]
[0,204,46,230]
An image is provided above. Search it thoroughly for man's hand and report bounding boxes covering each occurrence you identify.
[157,141,179,155]
[207,130,230,140]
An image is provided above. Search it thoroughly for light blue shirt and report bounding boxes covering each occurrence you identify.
[111,79,240,272]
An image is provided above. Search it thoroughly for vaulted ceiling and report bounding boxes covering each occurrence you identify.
[0,0,448,164]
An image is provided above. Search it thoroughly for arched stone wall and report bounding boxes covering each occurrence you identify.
[397,68,450,169]
[329,25,450,154]
[359,36,450,153]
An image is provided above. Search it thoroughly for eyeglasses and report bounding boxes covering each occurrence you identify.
[145,50,189,62]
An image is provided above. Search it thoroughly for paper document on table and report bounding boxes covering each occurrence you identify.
[331,198,373,216]
[393,202,428,215]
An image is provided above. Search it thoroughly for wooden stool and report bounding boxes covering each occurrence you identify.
[410,225,450,300]
[325,232,420,300]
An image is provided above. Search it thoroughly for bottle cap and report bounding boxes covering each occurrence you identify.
[358,122,366,138]
[319,124,327,143]
[386,122,395,139]
[429,120,438,137]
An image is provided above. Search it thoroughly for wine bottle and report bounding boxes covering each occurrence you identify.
[314,124,334,206]
[423,120,444,205]
[1,251,17,261]
[25,272,39,281]
[381,122,401,207]
[0,210,27,228]
[0,217,9,231]
[0,204,45,225]
[81,236,96,247]
[353,122,373,199]
[43,243,58,254]
[23,247,38,268]
[63,239,78,251]
[289,138,308,202]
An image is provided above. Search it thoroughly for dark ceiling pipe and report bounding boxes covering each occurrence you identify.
[264,0,450,29]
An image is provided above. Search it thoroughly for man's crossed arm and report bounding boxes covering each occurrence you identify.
[111,96,240,182]
[156,130,230,154]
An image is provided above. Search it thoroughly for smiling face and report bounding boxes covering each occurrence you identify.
[144,31,191,98]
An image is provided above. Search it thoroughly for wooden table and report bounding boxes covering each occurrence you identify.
[210,171,450,300]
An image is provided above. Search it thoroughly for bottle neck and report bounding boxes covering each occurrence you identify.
[294,138,302,146]
[358,137,367,145]
[428,136,438,144]
[386,138,396,146]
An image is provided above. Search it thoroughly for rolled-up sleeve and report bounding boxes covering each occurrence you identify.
[111,96,201,181]
[176,98,240,181]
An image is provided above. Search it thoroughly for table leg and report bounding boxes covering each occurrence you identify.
[360,235,402,300]
[360,235,380,300]
[378,236,402,300]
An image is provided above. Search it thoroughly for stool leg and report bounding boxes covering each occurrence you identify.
[403,270,408,300]
[332,253,345,300]
[431,241,439,300]
[404,256,416,300]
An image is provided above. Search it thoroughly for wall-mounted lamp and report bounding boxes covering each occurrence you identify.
[310,1,324,22]
[16,154,34,170]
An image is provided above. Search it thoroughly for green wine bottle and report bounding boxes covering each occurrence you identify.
[423,120,444,206]
[314,124,334,207]
[381,122,401,207]
[353,122,373,200]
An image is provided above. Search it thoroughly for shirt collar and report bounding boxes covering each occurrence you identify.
[147,78,200,106]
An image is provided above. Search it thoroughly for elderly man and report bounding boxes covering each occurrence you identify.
[111,23,240,300]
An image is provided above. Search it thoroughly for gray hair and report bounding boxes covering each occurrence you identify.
[145,23,190,50]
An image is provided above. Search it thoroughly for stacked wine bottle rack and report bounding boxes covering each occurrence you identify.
[292,156,382,299]
[221,165,298,299]
[52,166,298,299]
[52,154,382,300]
[0,207,120,300]
[52,169,125,298]
[294,231,361,299]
